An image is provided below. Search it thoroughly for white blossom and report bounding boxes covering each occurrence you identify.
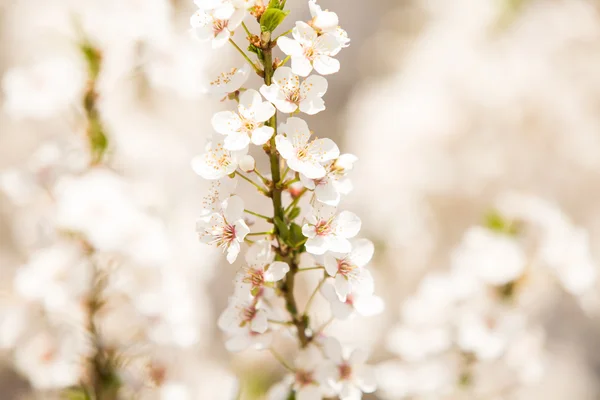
[196,195,250,263]
[191,136,248,180]
[300,154,356,206]
[235,241,289,296]
[212,89,276,150]
[308,0,350,50]
[451,226,525,286]
[260,67,328,114]
[277,21,341,77]
[190,8,244,49]
[320,338,377,400]
[323,238,374,301]
[218,297,268,334]
[208,64,251,94]
[302,204,361,255]
[321,280,384,320]
[276,117,339,179]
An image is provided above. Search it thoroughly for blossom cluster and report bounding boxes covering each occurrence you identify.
[0,2,238,397]
[191,0,381,398]
[377,192,598,399]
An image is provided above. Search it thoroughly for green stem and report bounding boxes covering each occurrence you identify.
[229,39,262,75]
[235,171,269,195]
[275,28,293,41]
[241,21,252,38]
[247,231,274,237]
[263,41,311,348]
[284,188,308,215]
[244,209,272,222]
[269,348,295,372]
[304,276,326,315]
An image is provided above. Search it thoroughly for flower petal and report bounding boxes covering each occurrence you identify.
[251,126,274,145]
[265,261,290,282]
[323,337,344,364]
[335,211,361,238]
[349,239,374,267]
[212,111,242,135]
[313,55,340,75]
[223,195,245,222]
[323,254,338,277]
[277,36,303,56]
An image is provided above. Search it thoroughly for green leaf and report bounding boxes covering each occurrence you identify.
[287,206,301,221]
[268,0,284,9]
[286,390,296,400]
[274,216,290,241]
[247,44,264,61]
[260,8,290,33]
[287,223,307,248]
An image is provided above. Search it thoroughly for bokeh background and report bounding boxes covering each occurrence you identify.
[2,0,600,398]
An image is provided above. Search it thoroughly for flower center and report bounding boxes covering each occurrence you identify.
[295,370,314,386]
[338,259,357,277]
[286,88,303,104]
[241,305,257,324]
[315,220,332,236]
[303,46,316,61]
[243,266,265,288]
[339,363,352,380]
[212,223,237,249]
[296,147,309,160]
[213,19,228,34]
[242,119,257,133]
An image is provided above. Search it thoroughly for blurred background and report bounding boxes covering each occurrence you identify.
[2,0,600,398]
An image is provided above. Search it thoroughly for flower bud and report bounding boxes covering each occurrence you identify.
[239,155,255,172]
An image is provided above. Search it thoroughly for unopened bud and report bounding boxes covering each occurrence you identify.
[239,155,255,172]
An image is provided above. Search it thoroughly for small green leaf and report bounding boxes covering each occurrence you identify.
[268,0,284,9]
[274,216,290,240]
[247,44,264,61]
[287,206,301,221]
[286,390,296,400]
[260,8,290,33]
[288,223,307,248]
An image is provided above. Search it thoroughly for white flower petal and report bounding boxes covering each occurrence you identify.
[335,211,361,238]
[323,255,338,277]
[349,239,374,267]
[265,261,290,282]
[212,111,242,135]
[294,21,318,44]
[323,337,344,364]
[251,309,268,333]
[277,36,304,56]
[251,126,274,145]
[334,274,351,301]
[313,55,340,76]
[223,195,245,221]
[292,56,314,77]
